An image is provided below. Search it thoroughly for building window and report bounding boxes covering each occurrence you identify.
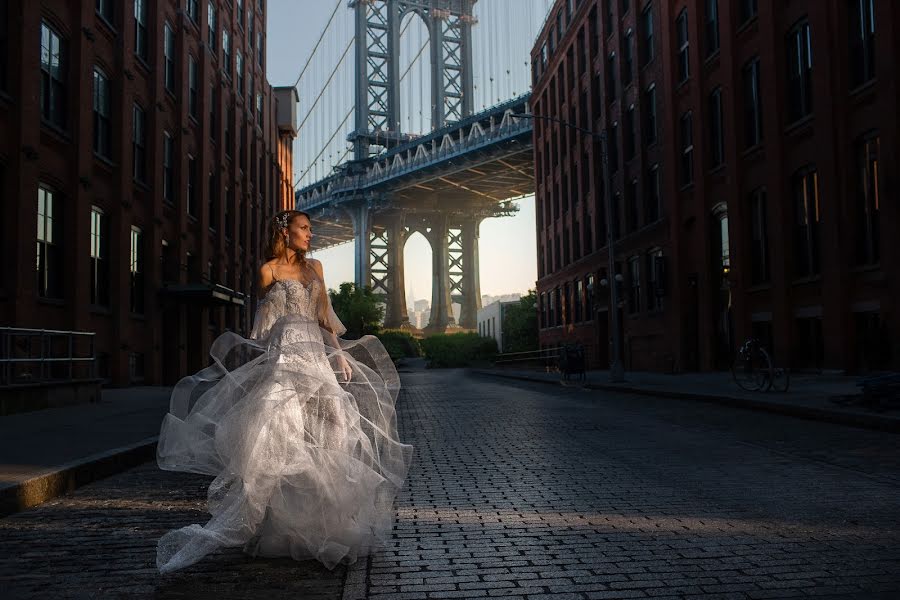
[208,171,218,231]
[628,256,641,314]
[705,0,719,57]
[793,167,820,278]
[187,155,198,216]
[256,92,263,124]
[208,1,217,52]
[715,208,730,277]
[549,288,557,327]
[794,316,824,370]
[585,274,595,316]
[40,22,67,129]
[708,87,724,168]
[186,0,199,23]
[624,105,635,159]
[163,132,174,204]
[647,249,664,311]
[608,122,619,172]
[575,279,583,322]
[620,0,629,15]
[849,0,875,88]
[556,10,564,45]
[225,102,233,156]
[236,51,244,94]
[787,20,813,122]
[222,28,231,77]
[36,186,63,299]
[749,188,769,284]
[247,72,254,115]
[606,52,616,103]
[739,0,758,25]
[855,134,880,265]
[92,68,111,159]
[134,0,148,62]
[164,22,176,93]
[257,31,263,67]
[743,57,762,147]
[645,164,660,224]
[680,111,693,186]
[129,352,145,383]
[604,0,612,37]
[237,0,244,29]
[626,178,638,233]
[640,2,654,66]
[96,0,114,24]
[249,10,255,59]
[90,207,109,306]
[622,30,633,87]
[209,83,217,141]
[188,56,198,118]
[130,226,144,314]
[643,84,657,144]
[132,104,146,182]
[676,9,689,84]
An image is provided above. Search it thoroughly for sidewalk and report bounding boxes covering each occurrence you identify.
[0,386,171,516]
[471,367,900,433]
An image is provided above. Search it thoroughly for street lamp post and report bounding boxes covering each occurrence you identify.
[517,112,625,382]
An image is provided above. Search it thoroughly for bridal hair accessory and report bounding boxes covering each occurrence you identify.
[275,212,291,229]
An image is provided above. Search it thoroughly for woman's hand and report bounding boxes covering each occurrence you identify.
[337,354,352,383]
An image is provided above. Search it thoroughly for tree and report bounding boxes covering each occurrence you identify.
[502,290,538,353]
[329,283,384,339]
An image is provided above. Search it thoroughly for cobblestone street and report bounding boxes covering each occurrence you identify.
[2,369,899,599]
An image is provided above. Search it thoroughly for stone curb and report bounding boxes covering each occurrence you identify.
[470,369,900,434]
[0,436,159,517]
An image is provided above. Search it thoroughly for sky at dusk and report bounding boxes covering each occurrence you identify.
[265,0,548,300]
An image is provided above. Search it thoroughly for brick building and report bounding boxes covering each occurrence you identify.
[0,0,297,386]
[532,0,899,373]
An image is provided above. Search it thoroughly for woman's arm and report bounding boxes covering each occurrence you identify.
[309,259,352,382]
[258,263,274,296]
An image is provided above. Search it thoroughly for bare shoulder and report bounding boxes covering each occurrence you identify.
[258,260,276,290]
[307,257,325,277]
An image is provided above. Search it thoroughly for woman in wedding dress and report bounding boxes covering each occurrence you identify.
[156,210,412,574]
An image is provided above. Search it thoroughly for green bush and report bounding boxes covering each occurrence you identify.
[329,283,384,339]
[420,332,498,368]
[375,329,422,361]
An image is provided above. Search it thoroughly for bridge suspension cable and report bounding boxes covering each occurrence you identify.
[292,0,342,89]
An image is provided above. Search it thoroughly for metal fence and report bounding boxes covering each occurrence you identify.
[0,327,97,386]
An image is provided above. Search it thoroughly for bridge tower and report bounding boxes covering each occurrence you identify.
[348,0,482,331]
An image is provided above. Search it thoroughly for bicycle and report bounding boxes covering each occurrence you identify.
[731,338,772,391]
[731,338,791,393]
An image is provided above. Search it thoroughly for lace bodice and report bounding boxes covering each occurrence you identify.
[250,278,346,341]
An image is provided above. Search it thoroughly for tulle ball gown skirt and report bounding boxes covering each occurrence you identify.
[155,314,413,574]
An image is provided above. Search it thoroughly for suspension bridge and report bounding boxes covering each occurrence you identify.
[291,0,553,331]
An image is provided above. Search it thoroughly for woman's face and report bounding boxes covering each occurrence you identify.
[285,214,312,253]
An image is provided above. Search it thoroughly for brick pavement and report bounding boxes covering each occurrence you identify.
[2,369,899,599]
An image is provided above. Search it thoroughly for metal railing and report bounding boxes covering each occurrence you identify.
[0,327,97,386]
[493,347,561,370]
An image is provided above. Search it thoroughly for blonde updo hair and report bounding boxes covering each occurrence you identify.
[264,209,311,260]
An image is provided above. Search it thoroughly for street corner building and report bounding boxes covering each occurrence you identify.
[530,0,900,374]
[0,0,299,390]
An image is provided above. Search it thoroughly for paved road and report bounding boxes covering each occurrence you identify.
[2,370,899,599]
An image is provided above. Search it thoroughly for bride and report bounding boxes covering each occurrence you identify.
[156,210,412,574]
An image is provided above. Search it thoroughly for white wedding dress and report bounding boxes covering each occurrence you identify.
[155,275,412,574]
